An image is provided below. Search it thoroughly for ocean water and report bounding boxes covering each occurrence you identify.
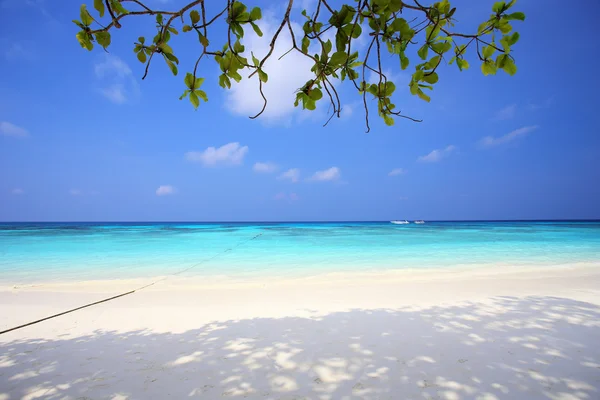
[1,221,599,284]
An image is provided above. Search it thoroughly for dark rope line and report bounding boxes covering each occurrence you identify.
[0,232,263,336]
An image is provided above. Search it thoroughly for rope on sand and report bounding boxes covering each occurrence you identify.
[0,232,263,335]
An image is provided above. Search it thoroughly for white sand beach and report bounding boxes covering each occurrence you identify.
[1,264,600,399]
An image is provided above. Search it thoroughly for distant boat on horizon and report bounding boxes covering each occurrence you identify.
[391,220,410,225]
[414,220,425,224]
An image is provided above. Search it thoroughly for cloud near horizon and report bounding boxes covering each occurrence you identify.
[418,145,457,163]
[185,142,249,167]
[479,125,539,148]
[156,185,175,196]
[388,168,406,176]
[253,162,278,173]
[278,168,300,183]
[309,167,341,182]
[0,121,29,137]
[493,104,517,121]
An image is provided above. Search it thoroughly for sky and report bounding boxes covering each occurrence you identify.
[1,0,599,221]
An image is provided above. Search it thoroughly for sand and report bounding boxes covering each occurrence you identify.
[1,264,600,399]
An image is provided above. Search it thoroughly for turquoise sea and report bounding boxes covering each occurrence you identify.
[1,221,599,284]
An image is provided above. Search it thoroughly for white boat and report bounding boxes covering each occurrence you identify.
[390,220,410,225]
[414,220,425,224]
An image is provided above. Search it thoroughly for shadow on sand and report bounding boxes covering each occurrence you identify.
[1,296,600,399]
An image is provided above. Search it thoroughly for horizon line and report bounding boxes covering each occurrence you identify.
[1,219,599,224]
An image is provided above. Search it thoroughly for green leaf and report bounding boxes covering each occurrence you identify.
[250,22,263,37]
[76,31,93,51]
[308,87,323,101]
[168,27,179,35]
[330,51,348,66]
[183,25,193,32]
[508,31,519,45]
[400,53,409,70]
[110,0,128,15]
[258,69,268,83]
[193,77,204,90]
[456,58,469,71]
[502,57,517,75]
[231,1,247,18]
[80,4,93,26]
[482,45,495,59]
[93,0,105,17]
[305,98,316,110]
[165,52,179,64]
[383,114,394,126]
[422,72,438,84]
[137,50,147,63]
[430,41,451,54]
[233,40,244,53]
[196,90,208,102]
[189,91,199,109]
[478,21,492,34]
[301,37,310,53]
[250,7,261,20]
[251,53,260,67]
[384,81,395,96]
[417,44,428,60]
[139,36,145,44]
[219,74,231,89]
[481,60,497,76]
[166,59,178,75]
[156,13,163,25]
[179,90,189,100]
[505,11,525,21]
[417,90,431,102]
[498,21,512,34]
[184,72,194,89]
[190,10,200,24]
[198,33,209,47]
[424,55,440,70]
[492,1,506,13]
[95,31,111,49]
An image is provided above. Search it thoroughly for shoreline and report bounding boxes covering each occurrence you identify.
[2,260,600,293]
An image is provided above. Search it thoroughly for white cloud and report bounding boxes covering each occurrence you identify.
[185,142,248,167]
[528,97,554,111]
[418,145,457,163]
[388,168,406,176]
[0,121,29,137]
[4,42,34,61]
[225,16,314,123]
[95,55,132,78]
[341,104,354,119]
[309,167,341,182]
[479,125,539,148]
[278,168,300,183]
[253,162,278,173]
[11,188,24,195]
[156,185,175,196]
[69,189,82,196]
[94,54,139,104]
[493,104,517,121]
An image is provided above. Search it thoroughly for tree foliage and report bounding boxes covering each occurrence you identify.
[73,0,525,131]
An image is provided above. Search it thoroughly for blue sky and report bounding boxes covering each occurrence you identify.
[1,0,599,221]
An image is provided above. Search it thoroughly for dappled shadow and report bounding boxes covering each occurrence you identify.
[1,296,600,399]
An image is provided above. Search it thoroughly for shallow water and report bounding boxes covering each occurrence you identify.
[1,221,599,284]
